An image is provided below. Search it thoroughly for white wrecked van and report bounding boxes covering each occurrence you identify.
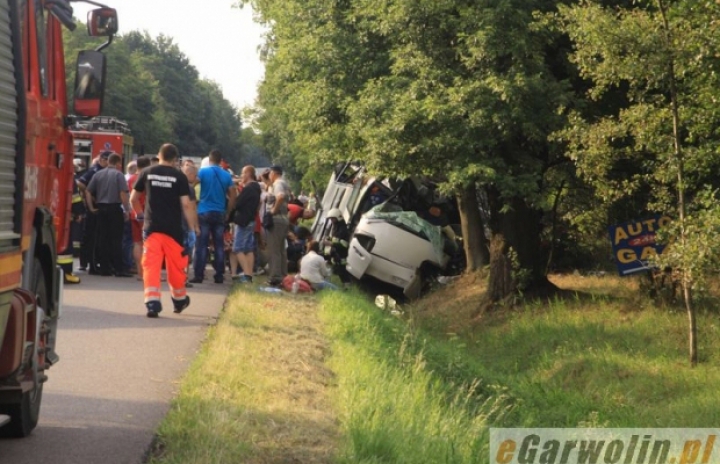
[311,163,463,298]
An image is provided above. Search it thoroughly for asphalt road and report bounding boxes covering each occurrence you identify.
[0,267,229,464]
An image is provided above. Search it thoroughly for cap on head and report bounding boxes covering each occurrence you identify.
[73,158,84,167]
[326,208,342,220]
[269,165,283,176]
[99,151,112,160]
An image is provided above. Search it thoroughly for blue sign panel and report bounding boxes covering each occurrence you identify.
[607,215,671,276]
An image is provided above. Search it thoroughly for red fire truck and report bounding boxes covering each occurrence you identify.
[0,1,118,437]
[71,115,134,169]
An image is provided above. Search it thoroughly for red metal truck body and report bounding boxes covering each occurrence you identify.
[0,0,117,437]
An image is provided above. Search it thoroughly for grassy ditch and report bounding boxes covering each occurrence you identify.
[320,290,506,464]
[321,276,720,462]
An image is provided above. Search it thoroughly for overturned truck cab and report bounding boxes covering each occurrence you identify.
[312,163,464,299]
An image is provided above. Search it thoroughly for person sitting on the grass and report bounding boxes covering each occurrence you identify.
[299,240,337,291]
[287,226,312,273]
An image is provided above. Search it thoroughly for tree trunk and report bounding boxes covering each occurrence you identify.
[658,0,697,366]
[487,234,513,302]
[684,282,697,366]
[486,190,557,303]
[546,180,566,274]
[457,183,489,271]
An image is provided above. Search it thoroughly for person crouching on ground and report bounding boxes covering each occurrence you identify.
[131,144,199,318]
[299,240,337,291]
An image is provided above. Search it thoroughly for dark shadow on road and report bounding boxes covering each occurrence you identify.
[59,305,218,331]
[0,392,167,464]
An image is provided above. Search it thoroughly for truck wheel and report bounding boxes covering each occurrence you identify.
[0,259,47,437]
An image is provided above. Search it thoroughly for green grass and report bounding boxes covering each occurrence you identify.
[148,286,337,464]
[149,276,720,464]
[318,285,720,464]
[418,287,720,428]
[460,295,720,428]
[319,291,505,464]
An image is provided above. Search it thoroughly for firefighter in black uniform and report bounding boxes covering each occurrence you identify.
[57,159,86,283]
[323,208,352,289]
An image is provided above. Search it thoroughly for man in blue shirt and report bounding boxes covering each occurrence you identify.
[190,150,237,284]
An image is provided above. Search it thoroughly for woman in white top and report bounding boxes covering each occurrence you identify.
[299,240,338,291]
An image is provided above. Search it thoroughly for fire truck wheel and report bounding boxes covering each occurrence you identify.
[0,258,46,437]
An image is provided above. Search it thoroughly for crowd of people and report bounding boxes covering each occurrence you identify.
[68,147,346,317]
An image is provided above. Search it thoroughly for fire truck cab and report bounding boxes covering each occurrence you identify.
[0,1,118,437]
[71,115,134,170]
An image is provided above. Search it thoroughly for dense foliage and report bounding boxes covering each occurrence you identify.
[64,24,245,165]
[239,0,720,361]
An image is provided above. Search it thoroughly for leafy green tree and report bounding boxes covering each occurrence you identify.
[196,79,243,167]
[349,0,577,300]
[64,26,243,159]
[238,0,389,188]
[558,0,720,365]
[238,126,271,168]
[64,25,174,153]
[242,0,576,302]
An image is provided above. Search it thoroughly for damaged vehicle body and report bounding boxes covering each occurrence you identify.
[312,163,465,298]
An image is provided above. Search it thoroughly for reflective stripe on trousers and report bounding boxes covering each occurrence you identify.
[142,233,188,304]
[57,253,74,276]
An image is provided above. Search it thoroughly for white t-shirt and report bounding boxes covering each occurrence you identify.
[259,188,268,218]
[299,251,330,284]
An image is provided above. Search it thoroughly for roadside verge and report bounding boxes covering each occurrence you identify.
[147,286,502,464]
[146,286,338,464]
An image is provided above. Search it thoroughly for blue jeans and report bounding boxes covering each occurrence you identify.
[312,280,339,292]
[194,211,226,281]
[185,230,196,262]
[232,224,255,254]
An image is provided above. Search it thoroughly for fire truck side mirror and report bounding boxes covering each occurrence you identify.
[87,8,118,37]
[73,50,107,117]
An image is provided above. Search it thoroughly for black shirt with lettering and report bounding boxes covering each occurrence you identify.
[133,165,190,246]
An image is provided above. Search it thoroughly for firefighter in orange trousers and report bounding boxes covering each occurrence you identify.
[130,143,199,318]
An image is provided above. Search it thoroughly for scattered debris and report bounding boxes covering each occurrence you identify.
[436,275,461,285]
[375,294,404,317]
[258,287,284,294]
